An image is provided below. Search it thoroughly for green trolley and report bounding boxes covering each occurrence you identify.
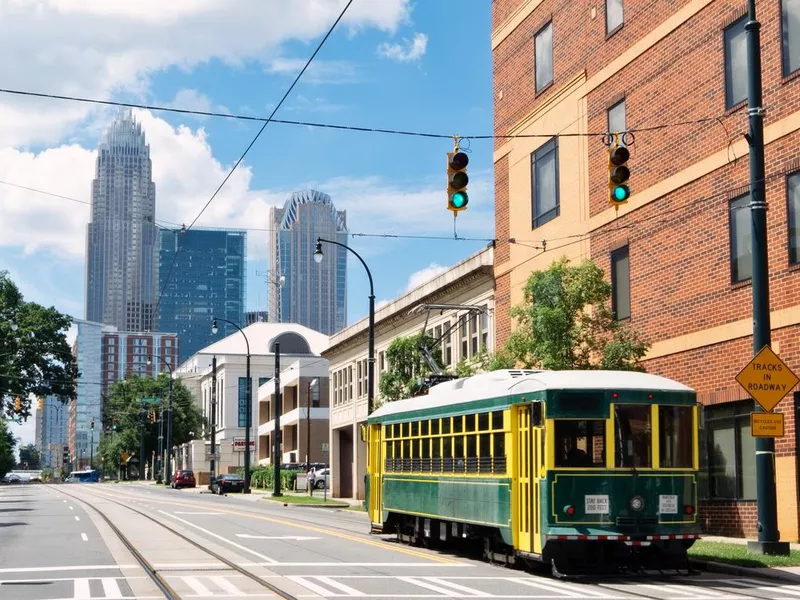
[364,369,701,575]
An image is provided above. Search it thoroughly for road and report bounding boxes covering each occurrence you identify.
[2,482,800,599]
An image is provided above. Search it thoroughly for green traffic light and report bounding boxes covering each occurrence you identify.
[613,185,630,202]
[451,191,468,209]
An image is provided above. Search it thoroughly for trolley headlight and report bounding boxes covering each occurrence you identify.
[630,496,645,512]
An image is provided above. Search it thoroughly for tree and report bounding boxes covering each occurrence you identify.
[97,374,204,478]
[0,419,16,478]
[0,271,78,420]
[503,257,649,370]
[17,443,40,470]
[378,334,443,403]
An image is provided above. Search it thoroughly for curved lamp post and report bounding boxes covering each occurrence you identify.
[211,317,253,493]
[147,354,174,485]
[314,238,375,416]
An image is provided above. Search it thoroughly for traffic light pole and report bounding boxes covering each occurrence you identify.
[745,0,789,556]
[139,408,145,481]
[210,355,217,484]
[273,343,282,498]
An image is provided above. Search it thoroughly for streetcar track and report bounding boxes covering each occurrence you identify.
[56,485,299,600]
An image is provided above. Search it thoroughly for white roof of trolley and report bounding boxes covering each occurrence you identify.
[369,369,695,420]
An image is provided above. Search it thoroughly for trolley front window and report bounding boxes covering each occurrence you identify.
[614,405,652,468]
[659,406,694,468]
[554,419,606,468]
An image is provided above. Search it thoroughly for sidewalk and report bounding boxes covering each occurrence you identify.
[691,535,800,583]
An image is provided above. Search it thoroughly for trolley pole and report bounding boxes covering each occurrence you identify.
[745,0,789,556]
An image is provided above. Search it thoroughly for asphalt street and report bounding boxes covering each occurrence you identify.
[3,482,800,600]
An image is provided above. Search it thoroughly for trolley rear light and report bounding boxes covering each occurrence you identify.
[563,505,575,516]
[685,505,695,515]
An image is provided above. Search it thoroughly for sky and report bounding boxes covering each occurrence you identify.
[1,1,495,449]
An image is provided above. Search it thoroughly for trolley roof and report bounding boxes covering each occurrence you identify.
[369,369,695,421]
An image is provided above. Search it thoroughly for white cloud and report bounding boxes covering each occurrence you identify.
[405,263,449,292]
[377,32,428,62]
[0,1,412,147]
[265,59,360,84]
[167,89,225,121]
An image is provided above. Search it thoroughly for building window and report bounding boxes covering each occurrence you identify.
[724,16,748,109]
[460,317,469,359]
[443,320,453,365]
[607,99,626,140]
[702,401,756,500]
[534,22,553,92]
[531,138,560,228]
[606,0,623,34]
[729,194,752,282]
[788,172,800,264]
[783,0,800,76]
[237,377,249,427]
[481,307,489,348]
[610,246,630,320]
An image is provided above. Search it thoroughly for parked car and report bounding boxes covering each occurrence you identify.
[171,470,196,489]
[312,467,330,490]
[210,473,244,494]
[2,473,22,484]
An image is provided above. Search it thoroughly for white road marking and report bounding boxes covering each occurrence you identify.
[0,565,136,574]
[174,511,224,515]
[398,577,470,597]
[316,576,367,596]
[72,578,91,599]
[81,533,88,541]
[69,505,74,510]
[210,575,247,596]
[74,516,80,521]
[236,534,321,541]
[427,577,495,597]
[288,575,344,597]
[101,577,124,599]
[157,510,278,564]
[183,576,213,596]
[243,562,471,568]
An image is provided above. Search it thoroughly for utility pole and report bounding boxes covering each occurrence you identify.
[139,408,145,481]
[158,408,164,482]
[210,355,217,483]
[273,342,282,497]
[745,0,789,556]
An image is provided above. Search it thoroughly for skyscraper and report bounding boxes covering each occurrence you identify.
[85,109,158,332]
[158,227,246,363]
[268,190,347,335]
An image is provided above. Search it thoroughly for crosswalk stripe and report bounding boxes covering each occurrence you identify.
[425,577,494,597]
[510,578,586,598]
[315,576,366,596]
[397,577,466,597]
[210,576,246,596]
[183,576,213,596]
[73,578,91,599]
[101,577,124,599]
[288,575,341,596]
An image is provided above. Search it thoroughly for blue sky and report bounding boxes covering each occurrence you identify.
[0,1,494,446]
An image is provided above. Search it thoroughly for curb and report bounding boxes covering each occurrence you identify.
[691,560,800,583]
[261,499,350,508]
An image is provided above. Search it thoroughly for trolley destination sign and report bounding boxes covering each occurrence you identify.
[735,345,799,413]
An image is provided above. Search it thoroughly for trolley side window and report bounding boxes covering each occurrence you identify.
[614,404,652,468]
[658,406,693,468]
[554,419,606,468]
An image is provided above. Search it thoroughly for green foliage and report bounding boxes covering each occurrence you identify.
[17,443,40,469]
[0,419,16,477]
[503,257,649,371]
[378,333,442,402]
[244,465,301,492]
[41,467,54,481]
[0,271,78,420]
[97,375,205,478]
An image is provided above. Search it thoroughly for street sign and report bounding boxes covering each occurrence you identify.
[233,437,255,452]
[140,397,160,404]
[205,451,220,460]
[735,345,799,412]
[751,412,785,437]
[322,442,329,455]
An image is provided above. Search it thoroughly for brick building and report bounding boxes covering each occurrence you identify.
[492,0,800,540]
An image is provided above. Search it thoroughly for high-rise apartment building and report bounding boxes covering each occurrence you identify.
[36,395,68,469]
[85,108,158,332]
[492,0,800,540]
[158,228,246,363]
[268,190,348,335]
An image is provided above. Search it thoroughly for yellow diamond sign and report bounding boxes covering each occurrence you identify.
[735,345,799,412]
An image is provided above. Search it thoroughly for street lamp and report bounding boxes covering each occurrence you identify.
[147,354,174,485]
[306,378,318,467]
[314,238,375,415]
[211,316,253,493]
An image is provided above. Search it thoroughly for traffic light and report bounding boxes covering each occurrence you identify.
[37,398,43,412]
[150,411,156,424]
[90,420,95,432]
[112,417,118,431]
[447,151,469,214]
[608,140,630,206]
[14,396,21,413]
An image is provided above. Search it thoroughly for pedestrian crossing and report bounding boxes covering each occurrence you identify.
[3,573,800,599]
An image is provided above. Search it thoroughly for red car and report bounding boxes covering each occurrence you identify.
[171,470,196,489]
